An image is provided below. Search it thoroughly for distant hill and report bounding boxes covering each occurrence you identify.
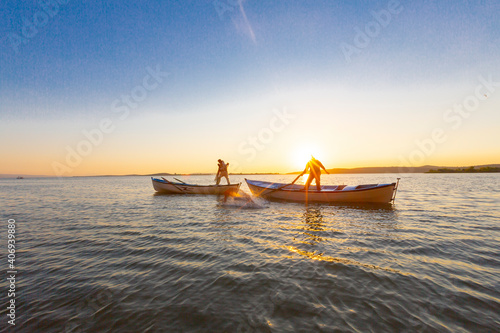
[288,165,435,174]
[427,165,500,173]
[328,166,436,174]
[475,164,500,169]
[0,174,53,179]
[2,164,499,178]
[288,164,500,174]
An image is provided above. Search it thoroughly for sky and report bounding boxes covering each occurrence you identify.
[1,0,499,176]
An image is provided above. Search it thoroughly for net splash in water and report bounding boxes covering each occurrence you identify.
[221,189,267,209]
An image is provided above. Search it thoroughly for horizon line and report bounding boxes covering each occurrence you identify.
[3,163,499,178]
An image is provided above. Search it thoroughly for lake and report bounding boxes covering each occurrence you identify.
[1,173,499,332]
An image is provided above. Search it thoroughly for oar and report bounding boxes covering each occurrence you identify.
[174,177,187,184]
[266,174,302,194]
[391,178,401,202]
[161,177,185,193]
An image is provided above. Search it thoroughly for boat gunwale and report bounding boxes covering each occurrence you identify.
[152,177,240,188]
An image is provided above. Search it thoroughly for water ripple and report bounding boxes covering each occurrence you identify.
[1,174,499,332]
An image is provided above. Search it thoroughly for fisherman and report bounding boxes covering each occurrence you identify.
[299,156,329,191]
[215,159,230,185]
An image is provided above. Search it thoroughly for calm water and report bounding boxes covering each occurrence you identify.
[1,174,499,332]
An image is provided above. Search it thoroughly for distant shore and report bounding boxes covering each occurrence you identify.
[426,166,500,173]
[2,164,499,178]
[289,164,500,175]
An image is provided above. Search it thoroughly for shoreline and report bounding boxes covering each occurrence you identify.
[2,164,499,178]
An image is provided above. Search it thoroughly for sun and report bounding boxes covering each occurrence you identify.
[292,148,311,170]
[300,174,309,184]
[291,144,325,170]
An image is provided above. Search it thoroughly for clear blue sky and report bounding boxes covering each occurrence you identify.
[1,0,499,175]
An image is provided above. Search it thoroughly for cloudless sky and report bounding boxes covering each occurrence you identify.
[1,0,499,176]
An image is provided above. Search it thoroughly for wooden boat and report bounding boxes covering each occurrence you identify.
[152,177,240,194]
[245,179,399,203]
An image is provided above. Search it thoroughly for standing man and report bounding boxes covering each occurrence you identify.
[215,159,230,185]
[299,156,329,191]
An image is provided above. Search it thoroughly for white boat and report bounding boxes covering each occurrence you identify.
[152,177,240,195]
[245,179,399,204]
